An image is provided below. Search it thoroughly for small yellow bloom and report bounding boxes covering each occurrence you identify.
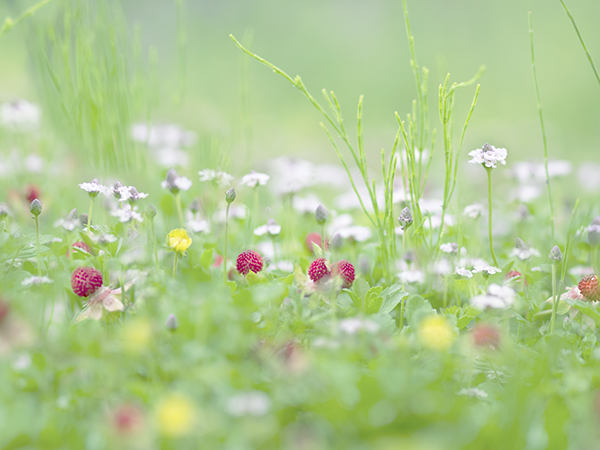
[417,315,456,351]
[167,228,192,254]
[156,394,195,436]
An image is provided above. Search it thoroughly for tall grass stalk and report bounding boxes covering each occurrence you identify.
[31,0,153,170]
[528,12,555,240]
[486,167,499,267]
[559,0,600,89]
[230,35,396,280]
[0,0,54,40]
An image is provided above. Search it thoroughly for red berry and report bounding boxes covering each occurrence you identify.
[308,258,331,283]
[472,323,500,349]
[305,232,327,253]
[66,241,93,258]
[333,260,355,288]
[579,275,600,301]
[236,250,263,275]
[71,266,103,297]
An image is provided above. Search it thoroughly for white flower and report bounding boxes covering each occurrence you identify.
[0,203,11,218]
[240,171,270,188]
[432,258,452,276]
[226,391,271,417]
[213,205,247,223]
[339,317,380,334]
[578,163,600,192]
[25,154,44,173]
[457,388,488,399]
[79,179,110,198]
[470,284,516,310]
[0,100,41,132]
[161,169,192,193]
[131,122,196,148]
[472,264,502,276]
[198,169,234,188]
[334,226,372,242]
[111,204,144,223]
[463,203,484,219]
[398,270,425,284]
[153,147,189,167]
[468,143,507,169]
[509,246,540,261]
[440,243,458,254]
[292,194,322,214]
[454,267,473,278]
[254,219,281,236]
[187,217,210,234]
[21,276,53,286]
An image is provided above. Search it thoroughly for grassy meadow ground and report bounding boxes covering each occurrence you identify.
[2,0,600,449]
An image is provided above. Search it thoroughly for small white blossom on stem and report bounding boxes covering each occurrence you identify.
[161,169,192,194]
[111,204,144,223]
[463,203,484,219]
[79,179,110,198]
[454,267,473,278]
[468,143,508,169]
[254,219,281,236]
[470,284,516,310]
[198,169,234,188]
[241,171,270,188]
[472,264,502,276]
[440,243,458,254]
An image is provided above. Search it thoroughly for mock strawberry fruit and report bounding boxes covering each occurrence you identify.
[308,258,331,283]
[71,266,103,297]
[236,250,263,275]
[578,275,600,301]
[67,241,94,258]
[305,232,327,253]
[333,260,355,288]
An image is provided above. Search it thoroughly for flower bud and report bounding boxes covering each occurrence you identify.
[588,224,600,247]
[67,208,78,221]
[516,238,526,249]
[147,203,157,219]
[30,199,42,217]
[165,314,179,330]
[315,205,328,225]
[0,203,10,219]
[549,245,562,264]
[225,187,236,204]
[189,198,201,214]
[398,207,413,230]
[79,214,89,226]
[330,233,343,249]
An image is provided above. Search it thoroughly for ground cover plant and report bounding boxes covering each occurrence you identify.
[3,0,600,449]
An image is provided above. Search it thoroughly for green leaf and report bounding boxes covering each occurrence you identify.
[200,248,214,269]
[564,297,600,325]
[32,353,46,370]
[379,290,408,315]
[353,278,370,301]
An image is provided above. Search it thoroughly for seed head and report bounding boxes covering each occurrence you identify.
[236,250,263,275]
[71,266,103,297]
[333,260,355,288]
[578,275,600,302]
[308,258,331,283]
[315,205,328,225]
[398,207,413,230]
[29,199,42,217]
[549,245,562,264]
[225,187,236,204]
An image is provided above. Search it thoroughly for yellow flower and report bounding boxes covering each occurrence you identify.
[417,315,456,351]
[167,228,192,254]
[156,394,195,436]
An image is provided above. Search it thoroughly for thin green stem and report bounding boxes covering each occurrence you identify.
[150,218,159,269]
[173,252,178,278]
[224,203,230,284]
[559,0,600,89]
[529,12,555,240]
[87,197,94,237]
[486,168,499,266]
[35,215,42,276]
[174,193,185,226]
[550,264,558,334]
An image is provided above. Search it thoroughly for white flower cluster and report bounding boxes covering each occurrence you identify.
[240,171,270,188]
[198,169,234,188]
[79,179,111,198]
[470,284,516,310]
[0,100,41,132]
[468,143,508,169]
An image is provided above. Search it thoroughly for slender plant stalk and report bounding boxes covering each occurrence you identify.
[150,218,159,269]
[174,193,185,226]
[486,168,499,266]
[561,199,579,284]
[87,198,94,237]
[550,264,558,334]
[528,12,555,240]
[559,0,600,89]
[173,252,178,278]
[0,0,55,39]
[224,203,230,284]
[35,215,42,276]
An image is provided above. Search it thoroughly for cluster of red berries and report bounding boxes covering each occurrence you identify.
[308,258,355,289]
[71,266,103,297]
[579,275,600,301]
[236,250,264,276]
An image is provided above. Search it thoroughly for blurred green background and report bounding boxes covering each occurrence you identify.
[1,0,599,165]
